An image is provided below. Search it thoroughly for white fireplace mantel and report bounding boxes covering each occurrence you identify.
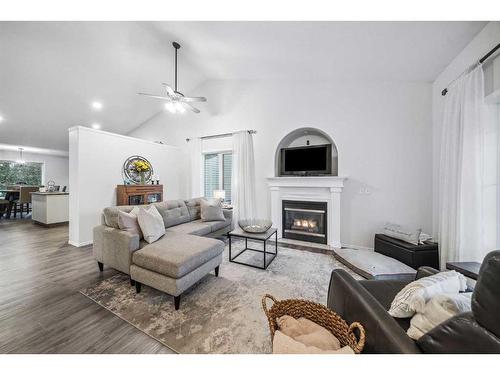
[267,176,347,248]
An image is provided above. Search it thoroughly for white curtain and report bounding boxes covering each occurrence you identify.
[188,137,203,197]
[232,130,256,221]
[481,100,500,254]
[438,65,488,266]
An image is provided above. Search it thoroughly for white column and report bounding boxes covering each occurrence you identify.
[329,187,342,248]
[270,186,282,238]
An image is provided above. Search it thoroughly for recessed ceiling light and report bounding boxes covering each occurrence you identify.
[0,115,4,122]
[91,123,101,130]
[91,101,103,110]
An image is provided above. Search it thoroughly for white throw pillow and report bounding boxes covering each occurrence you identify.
[383,222,422,245]
[117,207,143,239]
[407,293,472,340]
[137,205,165,244]
[388,271,467,318]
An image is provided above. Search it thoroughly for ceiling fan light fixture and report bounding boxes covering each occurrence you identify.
[174,102,186,113]
[165,102,176,113]
[138,41,206,114]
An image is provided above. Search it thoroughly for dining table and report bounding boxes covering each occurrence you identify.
[0,188,20,219]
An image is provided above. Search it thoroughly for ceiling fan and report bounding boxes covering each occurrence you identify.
[138,42,206,114]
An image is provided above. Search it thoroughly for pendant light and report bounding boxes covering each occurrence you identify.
[16,148,26,164]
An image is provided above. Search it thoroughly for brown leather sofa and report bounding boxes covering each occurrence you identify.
[327,250,500,353]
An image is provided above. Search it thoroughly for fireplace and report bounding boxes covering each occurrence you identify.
[282,200,327,244]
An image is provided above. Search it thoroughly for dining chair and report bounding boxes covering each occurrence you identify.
[0,198,9,218]
[15,186,39,218]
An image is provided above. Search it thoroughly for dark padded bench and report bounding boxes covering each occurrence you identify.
[374,234,439,270]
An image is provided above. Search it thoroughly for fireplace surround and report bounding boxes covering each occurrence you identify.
[267,176,346,248]
[282,200,327,244]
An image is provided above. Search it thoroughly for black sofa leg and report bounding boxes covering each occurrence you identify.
[215,266,219,277]
[135,281,142,293]
[174,295,181,310]
[97,261,103,272]
[130,278,135,286]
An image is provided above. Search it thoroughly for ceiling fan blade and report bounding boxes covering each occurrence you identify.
[179,96,207,103]
[137,93,172,101]
[183,102,201,113]
[161,83,176,97]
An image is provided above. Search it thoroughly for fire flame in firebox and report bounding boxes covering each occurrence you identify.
[293,219,318,229]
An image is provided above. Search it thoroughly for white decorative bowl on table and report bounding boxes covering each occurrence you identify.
[238,219,273,233]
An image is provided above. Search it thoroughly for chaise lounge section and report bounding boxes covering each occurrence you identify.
[92,198,232,309]
[130,231,223,309]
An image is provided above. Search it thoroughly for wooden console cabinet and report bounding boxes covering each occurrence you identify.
[116,185,163,206]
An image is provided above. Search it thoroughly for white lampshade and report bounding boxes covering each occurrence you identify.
[213,190,226,200]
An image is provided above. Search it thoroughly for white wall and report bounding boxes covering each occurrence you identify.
[68,126,186,246]
[0,149,68,187]
[431,22,500,238]
[130,79,433,249]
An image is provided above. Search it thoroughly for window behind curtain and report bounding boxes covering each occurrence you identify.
[482,103,500,251]
[204,153,219,201]
[223,153,232,202]
[204,152,232,203]
[0,160,42,189]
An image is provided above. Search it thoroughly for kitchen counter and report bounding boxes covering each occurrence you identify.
[31,192,69,195]
[31,192,69,225]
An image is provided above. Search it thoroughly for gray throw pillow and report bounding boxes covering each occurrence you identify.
[117,206,143,239]
[200,199,225,222]
[137,205,166,243]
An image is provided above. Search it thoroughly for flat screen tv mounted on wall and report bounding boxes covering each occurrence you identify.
[280,144,332,176]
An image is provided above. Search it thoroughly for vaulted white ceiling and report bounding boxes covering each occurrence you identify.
[0,21,487,150]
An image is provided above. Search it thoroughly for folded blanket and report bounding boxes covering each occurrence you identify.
[407,293,472,340]
[277,315,340,350]
[273,331,354,354]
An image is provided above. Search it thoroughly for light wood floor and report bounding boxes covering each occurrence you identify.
[0,218,174,353]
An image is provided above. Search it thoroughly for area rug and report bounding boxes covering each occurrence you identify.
[80,243,362,354]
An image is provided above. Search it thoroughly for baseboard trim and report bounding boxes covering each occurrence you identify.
[68,240,93,247]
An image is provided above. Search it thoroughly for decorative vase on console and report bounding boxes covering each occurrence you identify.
[133,160,151,185]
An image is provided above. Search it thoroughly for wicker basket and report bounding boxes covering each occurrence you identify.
[262,294,366,353]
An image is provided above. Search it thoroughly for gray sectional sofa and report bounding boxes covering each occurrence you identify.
[93,198,233,309]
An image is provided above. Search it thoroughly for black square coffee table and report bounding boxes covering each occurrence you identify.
[228,227,278,270]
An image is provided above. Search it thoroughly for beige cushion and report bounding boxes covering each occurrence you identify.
[389,270,467,318]
[383,223,422,245]
[117,207,143,239]
[200,199,225,222]
[407,292,472,340]
[272,331,354,354]
[166,220,212,236]
[132,232,224,278]
[137,205,165,244]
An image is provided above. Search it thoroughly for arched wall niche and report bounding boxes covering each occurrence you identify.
[274,127,339,177]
